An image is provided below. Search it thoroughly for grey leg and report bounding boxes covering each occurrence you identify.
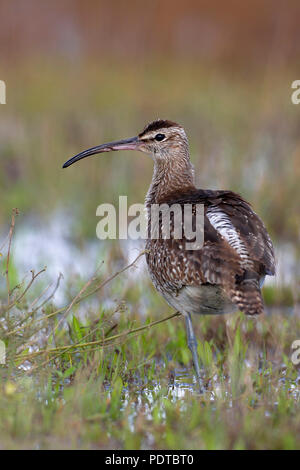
[184,313,203,393]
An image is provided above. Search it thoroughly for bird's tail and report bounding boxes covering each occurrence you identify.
[229,270,264,316]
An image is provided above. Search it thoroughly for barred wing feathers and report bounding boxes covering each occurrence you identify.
[159,189,275,316]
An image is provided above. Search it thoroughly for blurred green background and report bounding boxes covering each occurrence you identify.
[0,0,299,288]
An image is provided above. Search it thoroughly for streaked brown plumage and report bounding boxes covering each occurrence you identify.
[146,188,274,318]
[63,119,275,392]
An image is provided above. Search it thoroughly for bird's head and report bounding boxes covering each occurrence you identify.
[62,119,189,168]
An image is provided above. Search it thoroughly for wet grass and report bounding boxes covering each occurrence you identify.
[0,215,300,450]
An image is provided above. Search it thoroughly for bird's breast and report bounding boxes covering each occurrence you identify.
[145,239,235,315]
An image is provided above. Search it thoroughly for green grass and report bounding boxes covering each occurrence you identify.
[0,218,300,450]
[1,304,300,450]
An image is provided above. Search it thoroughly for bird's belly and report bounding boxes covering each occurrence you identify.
[145,240,236,316]
[162,285,236,316]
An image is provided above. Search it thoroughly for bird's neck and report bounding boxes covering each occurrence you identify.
[145,154,195,207]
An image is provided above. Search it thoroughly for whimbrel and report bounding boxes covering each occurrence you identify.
[63,120,275,391]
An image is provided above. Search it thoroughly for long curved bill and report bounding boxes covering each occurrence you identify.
[62,136,139,168]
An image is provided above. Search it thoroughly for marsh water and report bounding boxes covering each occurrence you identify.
[10,210,300,302]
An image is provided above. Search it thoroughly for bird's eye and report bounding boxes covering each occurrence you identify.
[154,133,165,141]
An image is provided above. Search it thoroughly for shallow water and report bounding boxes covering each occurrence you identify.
[9,210,300,295]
